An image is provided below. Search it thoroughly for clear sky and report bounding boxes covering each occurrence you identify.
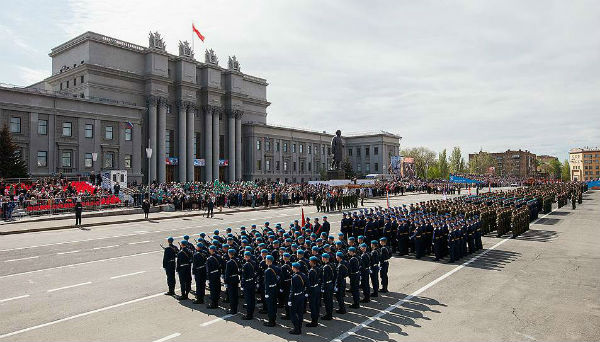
[1,0,599,161]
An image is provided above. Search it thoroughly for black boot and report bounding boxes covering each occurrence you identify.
[263,320,276,327]
[306,321,318,327]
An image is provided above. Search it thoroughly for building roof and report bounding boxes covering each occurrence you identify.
[570,147,600,153]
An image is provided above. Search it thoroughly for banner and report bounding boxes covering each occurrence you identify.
[401,157,415,178]
[390,156,402,175]
[219,159,229,166]
[194,158,206,166]
[166,157,179,165]
[449,174,483,184]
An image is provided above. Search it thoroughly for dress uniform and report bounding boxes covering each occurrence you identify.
[348,247,361,308]
[176,241,192,300]
[289,263,306,335]
[321,253,334,320]
[369,241,380,297]
[224,249,240,314]
[162,237,178,295]
[306,256,321,327]
[241,251,256,320]
[335,252,348,314]
[359,243,371,303]
[378,237,390,293]
[192,244,207,304]
[206,245,221,308]
[264,255,279,326]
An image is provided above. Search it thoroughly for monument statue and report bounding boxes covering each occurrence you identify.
[330,129,343,170]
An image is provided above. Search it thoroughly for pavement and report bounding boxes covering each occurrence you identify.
[0,190,598,341]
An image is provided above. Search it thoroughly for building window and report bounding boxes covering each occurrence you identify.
[292,144,296,153]
[256,139,261,150]
[9,117,21,133]
[322,145,325,155]
[283,161,288,171]
[125,128,132,141]
[365,147,370,156]
[85,124,93,138]
[293,161,297,171]
[62,122,72,137]
[104,152,114,169]
[276,142,280,152]
[165,130,172,157]
[300,162,305,172]
[66,80,69,89]
[256,160,262,171]
[105,126,113,140]
[308,145,312,154]
[365,163,370,173]
[357,148,361,157]
[266,140,271,151]
[357,163,362,172]
[308,162,312,171]
[299,144,304,154]
[37,151,47,167]
[374,163,379,172]
[283,143,288,153]
[38,119,48,135]
[322,163,325,170]
[61,151,72,167]
[73,78,77,86]
[374,147,379,155]
[80,75,84,83]
[266,160,271,171]
[125,155,132,168]
[276,161,281,171]
[348,148,353,156]
[84,153,93,168]
[60,83,63,90]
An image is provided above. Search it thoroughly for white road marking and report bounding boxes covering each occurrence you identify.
[110,271,146,279]
[0,251,161,279]
[4,256,39,262]
[200,314,233,326]
[57,250,80,255]
[47,281,92,293]
[331,204,561,342]
[0,292,164,340]
[92,245,119,250]
[152,333,181,342]
[0,294,30,303]
[128,241,150,245]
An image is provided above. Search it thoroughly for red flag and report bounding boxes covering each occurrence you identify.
[192,23,205,42]
[301,208,306,227]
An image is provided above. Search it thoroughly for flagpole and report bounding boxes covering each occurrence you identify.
[192,23,194,55]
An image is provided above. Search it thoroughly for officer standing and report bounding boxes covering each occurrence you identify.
[206,245,221,309]
[378,237,390,293]
[279,253,293,320]
[264,255,278,327]
[224,248,240,314]
[241,251,256,320]
[306,256,321,327]
[359,243,371,303]
[369,240,380,297]
[321,253,334,320]
[335,251,348,314]
[142,197,150,219]
[75,198,83,226]
[192,243,207,304]
[348,247,361,308]
[176,240,192,300]
[162,237,178,296]
[289,262,306,335]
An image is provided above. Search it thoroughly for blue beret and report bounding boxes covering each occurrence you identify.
[322,253,330,259]
[226,227,232,232]
[348,237,356,241]
[264,222,269,225]
[348,247,356,252]
[245,246,252,251]
[244,251,252,256]
[196,243,202,248]
[312,246,319,251]
[309,256,319,262]
[261,249,268,254]
[240,226,246,230]
[292,262,301,268]
[266,255,274,261]
[228,248,236,254]
[360,243,367,248]
[297,249,305,255]
[167,237,174,242]
[379,237,387,241]
[251,224,257,228]
[214,230,219,234]
[323,216,327,219]
[212,239,219,245]
[183,235,190,240]
[283,253,291,258]
[335,241,342,245]
[371,240,378,245]
[180,240,186,245]
[336,252,344,258]
[273,240,280,244]
[338,232,344,236]
[227,237,233,241]
[358,235,364,239]
[279,246,286,250]
[209,245,216,250]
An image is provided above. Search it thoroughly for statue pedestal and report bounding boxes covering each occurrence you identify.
[326,169,346,180]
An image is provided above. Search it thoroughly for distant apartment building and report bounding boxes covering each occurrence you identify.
[536,154,560,179]
[469,149,537,178]
[569,148,600,181]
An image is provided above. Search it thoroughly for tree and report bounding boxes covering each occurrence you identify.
[437,149,449,179]
[401,147,437,179]
[468,152,495,174]
[449,146,466,175]
[0,124,28,178]
[549,159,562,179]
[561,159,570,181]
[342,157,355,179]
[426,164,441,179]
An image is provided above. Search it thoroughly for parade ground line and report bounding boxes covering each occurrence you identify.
[151,332,181,342]
[331,205,560,342]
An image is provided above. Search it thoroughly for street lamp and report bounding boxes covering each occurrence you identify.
[145,140,153,187]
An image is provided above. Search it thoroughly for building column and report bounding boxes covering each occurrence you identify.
[204,107,213,183]
[235,112,243,181]
[212,108,220,181]
[147,96,157,183]
[186,105,195,182]
[177,101,187,183]
[228,111,235,183]
[157,98,167,183]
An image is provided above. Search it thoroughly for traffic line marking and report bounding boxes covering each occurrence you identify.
[0,294,30,303]
[57,250,80,255]
[200,314,233,326]
[110,271,146,279]
[4,256,39,262]
[0,292,164,340]
[47,281,92,293]
[0,250,161,279]
[152,333,180,342]
[92,245,119,250]
[128,241,150,245]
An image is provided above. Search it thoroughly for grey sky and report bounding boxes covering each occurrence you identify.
[1,0,598,161]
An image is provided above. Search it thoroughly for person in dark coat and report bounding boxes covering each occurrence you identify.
[142,198,150,219]
[263,255,278,326]
[75,198,83,226]
[176,241,192,300]
[162,237,178,295]
[192,244,207,304]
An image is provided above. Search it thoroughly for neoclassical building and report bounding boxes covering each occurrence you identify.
[0,31,401,183]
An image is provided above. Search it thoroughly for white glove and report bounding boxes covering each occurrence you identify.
[265,295,269,298]
[334,287,338,292]
[288,301,292,306]
[279,289,283,293]
[305,294,309,298]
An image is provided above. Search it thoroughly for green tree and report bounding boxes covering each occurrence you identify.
[401,146,437,179]
[426,164,441,179]
[468,151,495,174]
[438,149,449,179]
[549,159,562,179]
[449,146,466,175]
[0,124,28,178]
[342,157,355,179]
[561,159,570,181]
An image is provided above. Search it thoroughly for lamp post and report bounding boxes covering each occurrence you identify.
[145,140,153,187]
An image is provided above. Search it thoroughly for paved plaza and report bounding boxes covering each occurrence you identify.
[0,190,598,341]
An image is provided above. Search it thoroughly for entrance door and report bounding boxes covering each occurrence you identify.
[219,167,226,182]
[166,165,175,183]
[194,167,201,182]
